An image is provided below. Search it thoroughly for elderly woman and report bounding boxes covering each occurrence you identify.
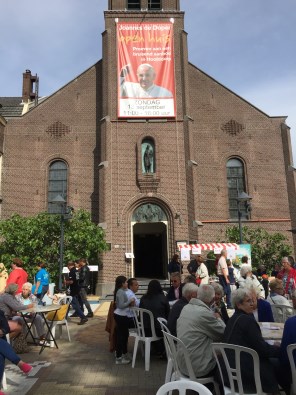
[210,282,229,323]
[0,283,33,339]
[267,279,290,306]
[277,257,296,297]
[247,284,274,322]
[223,288,280,394]
[16,282,46,340]
[237,264,265,298]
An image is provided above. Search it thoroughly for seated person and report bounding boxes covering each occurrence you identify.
[267,279,291,306]
[0,309,32,384]
[16,282,46,340]
[210,283,229,323]
[247,285,274,322]
[167,283,198,336]
[166,272,183,302]
[237,264,265,298]
[223,288,280,394]
[177,284,225,379]
[278,315,296,395]
[139,280,170,355]
[0,283,34,339]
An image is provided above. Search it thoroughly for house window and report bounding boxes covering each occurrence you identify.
[226,158,248,219]
[148,0,162,10]
[127,0,141,9]
[48,160,68,213]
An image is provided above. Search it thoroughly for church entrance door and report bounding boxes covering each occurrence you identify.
[133,222,167,279]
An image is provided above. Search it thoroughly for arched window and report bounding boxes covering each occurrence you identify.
[226,158,248,219]
[48,160,68,213]
[142,138,155,174]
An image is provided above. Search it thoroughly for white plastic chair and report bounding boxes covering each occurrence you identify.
[157,317,173,383]
[156,380,213,395]
[287,343,296,395]
[212,342,267,395]
[270,304,294,323]
[48,296,72,347]
[130,307,162,371]
[162,331,220,395]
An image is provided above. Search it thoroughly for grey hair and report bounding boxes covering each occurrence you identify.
[182,283,199,298]
[22,282,33,290]
[211,282,224,297]
[220,249,227,256]
[240,264,252,277]
[244,282,261,298]
[197,284,215,304]
[231,288,252,308]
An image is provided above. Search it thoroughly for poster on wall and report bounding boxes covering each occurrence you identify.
[117,22,176,118]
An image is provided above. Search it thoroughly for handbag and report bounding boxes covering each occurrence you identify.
[12,333,29,354]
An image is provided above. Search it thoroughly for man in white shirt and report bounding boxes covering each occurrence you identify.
[217,249,232,308]
[120,63,173,98]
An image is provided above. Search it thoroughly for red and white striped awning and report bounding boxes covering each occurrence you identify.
[178,243,239,251]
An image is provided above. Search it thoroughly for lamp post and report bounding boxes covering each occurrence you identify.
[50,195,73,290]
[236,191,252,244]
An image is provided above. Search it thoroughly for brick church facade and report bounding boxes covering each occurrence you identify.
[1,0,296,294]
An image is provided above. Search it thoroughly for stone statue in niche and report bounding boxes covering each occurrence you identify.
[142,143,154,173]
[133,203,165,223]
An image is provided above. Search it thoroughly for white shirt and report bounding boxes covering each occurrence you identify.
[217,256,228,276]
[126,288,140,318]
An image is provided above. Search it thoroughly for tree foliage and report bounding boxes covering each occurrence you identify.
[225,225,292,273]
[0,210,107,283]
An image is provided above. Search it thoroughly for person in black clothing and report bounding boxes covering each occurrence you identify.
[64,261,88,325]
[167,283,198,336]
[210,282,229,323]
[168,254,182,274]
[166,272,183,301]
[187,256,198,276]
[222,288,280,393]
[140,279,170,355]
[78,258,93,318]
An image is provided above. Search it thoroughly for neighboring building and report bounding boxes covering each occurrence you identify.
[1,0,296,295]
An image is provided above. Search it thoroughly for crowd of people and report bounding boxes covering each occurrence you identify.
[0,256,94,393]
[111,251,296,394]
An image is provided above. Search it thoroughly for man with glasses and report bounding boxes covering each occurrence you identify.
[167,272,183,302]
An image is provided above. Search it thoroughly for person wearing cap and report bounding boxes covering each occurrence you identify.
[0,283,34,339]
[6,258,28,294]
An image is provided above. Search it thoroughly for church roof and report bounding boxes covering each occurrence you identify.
[0,97,23,118]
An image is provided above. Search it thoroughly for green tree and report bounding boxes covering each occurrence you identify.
[0,210,107,283]
[225,226,292,273]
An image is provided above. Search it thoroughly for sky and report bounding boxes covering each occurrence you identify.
[1,0,296,160]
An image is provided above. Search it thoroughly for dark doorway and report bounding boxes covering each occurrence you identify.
[133,222,167,278]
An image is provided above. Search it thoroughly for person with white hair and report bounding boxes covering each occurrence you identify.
[167,283,198,336]
[177,284,225,380]
[210,282,229,323]
[237,264,265,299]
[223,288,280,393]
[245,284,274,323]
[16,282,46,340]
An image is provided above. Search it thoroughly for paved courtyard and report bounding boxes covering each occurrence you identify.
[3,301,167,395]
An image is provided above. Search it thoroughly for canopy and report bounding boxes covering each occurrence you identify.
[178,243,239,251]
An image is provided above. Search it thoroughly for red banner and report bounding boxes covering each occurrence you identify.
[117,22,176,118]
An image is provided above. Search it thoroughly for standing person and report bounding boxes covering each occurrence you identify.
[196,256,209,285]
[126,278,140,328]
[64,261,88,325]
[168,254,181,275]
[78,258,93,318]
[6,258,28,294]
[277,256,296,297]
[33,262,49,304]
[227,259,237,292]
[0,263,8,294]
[217,249,232,308]
[113,275,135,364]
[187,256,198,277]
